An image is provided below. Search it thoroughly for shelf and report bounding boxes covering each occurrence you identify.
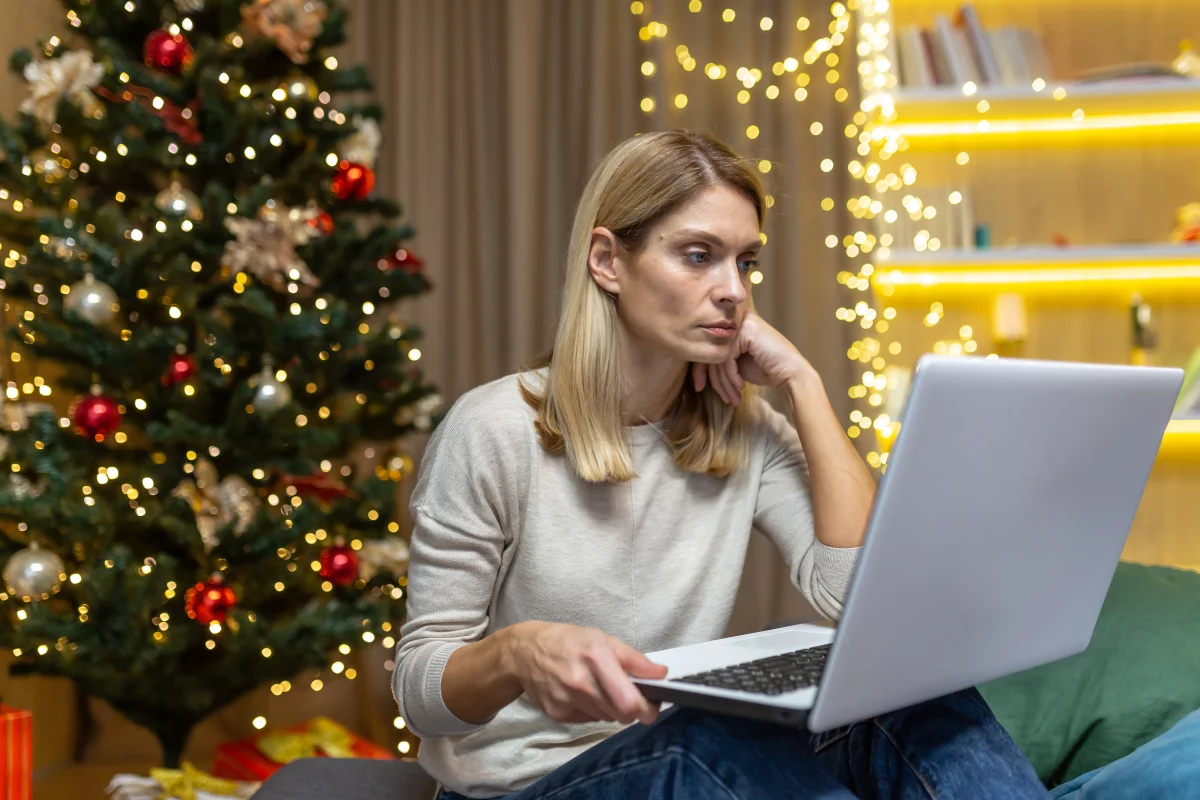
[876,418,1200,465]
[870,244,1200,302]
[879,79,1200,145]
[1160,419,1200,463]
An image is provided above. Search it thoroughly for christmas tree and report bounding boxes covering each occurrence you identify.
[0,0,440,765]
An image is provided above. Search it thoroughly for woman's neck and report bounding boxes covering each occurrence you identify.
[620,355,687,427]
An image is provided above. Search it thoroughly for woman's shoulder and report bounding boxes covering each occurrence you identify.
[431,369,543,451]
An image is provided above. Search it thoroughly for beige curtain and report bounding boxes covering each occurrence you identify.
[341,0,644,401]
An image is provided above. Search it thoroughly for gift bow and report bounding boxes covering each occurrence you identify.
[256,716,358,764]
[149,761,244,800]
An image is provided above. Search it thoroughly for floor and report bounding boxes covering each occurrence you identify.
[35,760,157,800]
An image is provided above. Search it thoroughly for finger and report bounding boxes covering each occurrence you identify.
[710,362,734,405]
[608,636,670,680]
[707,363,726,403]
[564,668,624,722]
[723,357,743,403]
[590,649,652,724]
[609,647,669,727]
[692,361,706,393]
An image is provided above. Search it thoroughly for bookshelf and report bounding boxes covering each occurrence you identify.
[852,0,1200,569]
[885,80,1200,144]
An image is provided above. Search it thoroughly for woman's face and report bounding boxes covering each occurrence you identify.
[592,183,762,366]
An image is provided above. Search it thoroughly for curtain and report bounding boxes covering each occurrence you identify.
[341,0,644,401]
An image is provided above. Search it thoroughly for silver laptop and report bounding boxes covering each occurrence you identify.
[633,355,1183,733]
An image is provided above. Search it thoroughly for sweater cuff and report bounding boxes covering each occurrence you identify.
[406,642,488,738]
[812,541,861,606]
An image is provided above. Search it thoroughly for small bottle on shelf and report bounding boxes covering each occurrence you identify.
[992,292,1027,358]
[1130,293,1158,366]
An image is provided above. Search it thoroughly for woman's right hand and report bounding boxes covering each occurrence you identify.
[502,620,669,726]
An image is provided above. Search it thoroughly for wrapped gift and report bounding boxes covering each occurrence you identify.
[107,761,258,800]
[0,704,32,800]
[211,716,393,781]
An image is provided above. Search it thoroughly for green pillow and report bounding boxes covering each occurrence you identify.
[979,562,1200,787]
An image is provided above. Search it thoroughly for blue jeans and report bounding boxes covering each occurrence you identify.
[438,687,1047,799]
[1050,707,1200,799]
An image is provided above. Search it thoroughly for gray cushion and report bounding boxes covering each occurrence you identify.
[250,757,438,800]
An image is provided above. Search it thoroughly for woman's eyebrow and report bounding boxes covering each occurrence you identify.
[673,228,763,252]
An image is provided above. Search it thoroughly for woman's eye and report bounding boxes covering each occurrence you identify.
[685,252,757,273]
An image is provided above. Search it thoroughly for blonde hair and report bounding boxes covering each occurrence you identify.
[518,129,768,484]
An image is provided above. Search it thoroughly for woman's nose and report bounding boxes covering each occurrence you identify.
[714,261,748,305]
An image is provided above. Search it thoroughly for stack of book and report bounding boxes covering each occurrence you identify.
[894,3,1050,89]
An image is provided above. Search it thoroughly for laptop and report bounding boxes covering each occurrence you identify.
[633,355,1183,733]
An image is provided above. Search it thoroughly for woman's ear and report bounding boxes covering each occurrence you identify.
[587,227,622,296]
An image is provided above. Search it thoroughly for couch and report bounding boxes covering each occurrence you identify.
[252,562,1200,799]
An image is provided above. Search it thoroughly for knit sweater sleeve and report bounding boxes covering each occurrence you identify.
[752,396,861,620]
[392,385,528,739]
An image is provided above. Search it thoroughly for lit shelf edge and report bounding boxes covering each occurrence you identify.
[1160,419,1200,463]
[869,245,1200,300]
[876,79,1200,138]
[877,418,1199,464]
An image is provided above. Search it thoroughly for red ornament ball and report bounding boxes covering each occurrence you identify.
[330,160,374,201]
[318,544,359,586]
[307,209,335,236]
[163,353,198,386]
[184,578,237,625]
[380,247,425,273]
[144,29,193,74]
[72,393,122,440]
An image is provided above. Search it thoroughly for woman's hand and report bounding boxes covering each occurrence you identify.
[692,311,814,403]
[502,620,668,726]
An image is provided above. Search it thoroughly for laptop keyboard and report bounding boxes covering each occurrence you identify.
[672,644,831,695]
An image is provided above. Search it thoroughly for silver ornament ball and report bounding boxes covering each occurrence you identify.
[155,181,203,220]
[3,543,65,600]
[64,274,118,325]
[174,0,205,11]
[250,367,292,415]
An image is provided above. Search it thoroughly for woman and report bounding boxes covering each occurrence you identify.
[394,130,1046,799]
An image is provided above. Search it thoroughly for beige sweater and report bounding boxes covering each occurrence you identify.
[393,370,860,797]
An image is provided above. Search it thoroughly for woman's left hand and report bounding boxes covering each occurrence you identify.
[692,311,813,404]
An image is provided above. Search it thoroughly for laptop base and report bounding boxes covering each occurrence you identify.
[637,682,810,727]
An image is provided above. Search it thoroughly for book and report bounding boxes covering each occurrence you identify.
[931,14,970,86]
[952,27,983,85]
[898,26,934,87]
[959,4,1001,84]
[949,188,975,250]
[995,26,1030,84]
[920,29,945,85]
[1018,27,1051,81]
